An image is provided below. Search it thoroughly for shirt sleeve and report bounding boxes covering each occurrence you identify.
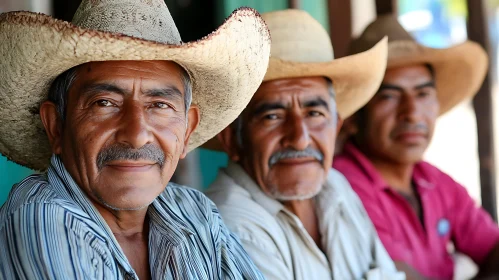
[446,175,499,265]
[208,201,266,280]
[346,175,409,263]
[230,226,292,280]
[0,202,117,280]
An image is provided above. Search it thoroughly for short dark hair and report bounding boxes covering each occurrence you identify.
[425,63,435,79]
[47,63,192,122]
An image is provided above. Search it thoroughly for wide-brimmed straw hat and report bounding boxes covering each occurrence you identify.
[0,0,271,170]
[202,9,388,150]
[349,14,488,115]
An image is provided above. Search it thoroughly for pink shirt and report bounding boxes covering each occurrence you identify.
[333,142,499,279]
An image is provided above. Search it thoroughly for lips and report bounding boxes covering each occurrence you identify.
[393,131,427,144]
[105,161,156,172]
[274,157,318,165]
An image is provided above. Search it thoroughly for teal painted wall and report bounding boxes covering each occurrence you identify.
[301,0,329,32]
[0,156,34,205]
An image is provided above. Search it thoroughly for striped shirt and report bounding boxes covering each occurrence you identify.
[0,155,264,280]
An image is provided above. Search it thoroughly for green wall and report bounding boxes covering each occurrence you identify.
[0,156,34,205]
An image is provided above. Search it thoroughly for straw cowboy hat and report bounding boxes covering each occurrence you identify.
[203,9,388,150]
[349,14,488,115]
[0,0,271,170]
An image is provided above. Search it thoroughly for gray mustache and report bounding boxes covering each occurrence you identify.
[96,143,165,170]
[269,147,324,167]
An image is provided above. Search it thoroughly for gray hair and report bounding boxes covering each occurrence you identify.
[47,63,193,122]
[233,77,337,147]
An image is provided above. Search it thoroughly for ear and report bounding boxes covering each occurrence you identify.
[40,101,63,154]
[180,104,201,159]
[216,125,240,162]
[336,114,344,135]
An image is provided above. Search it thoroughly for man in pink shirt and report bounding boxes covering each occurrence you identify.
[334,16,499,280]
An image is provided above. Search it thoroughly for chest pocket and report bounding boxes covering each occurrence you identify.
[69,230,117,279]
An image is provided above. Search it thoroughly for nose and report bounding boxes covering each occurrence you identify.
[115,101,154,149]
[281,114,311,151]
[398,95,420,123]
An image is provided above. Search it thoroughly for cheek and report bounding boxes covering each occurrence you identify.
[154,118,188,154]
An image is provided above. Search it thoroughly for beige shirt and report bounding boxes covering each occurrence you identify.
[205,162,405,280]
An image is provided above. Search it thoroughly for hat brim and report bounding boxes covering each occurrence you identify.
[264,37,388,118]
[386,40,488,115]
[0,8,270,170]
[202,37,388,151]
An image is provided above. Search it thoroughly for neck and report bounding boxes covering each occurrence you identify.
[93,202,149,237]
[283,199,321,247]
[369,157,415,194]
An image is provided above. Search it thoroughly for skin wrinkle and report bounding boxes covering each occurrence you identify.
[48,61,192,122]
[220,76,339,202]
[345,64,439,193]
[41,60,200,215]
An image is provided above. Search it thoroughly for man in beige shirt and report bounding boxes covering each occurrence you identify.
[204,9,405,280]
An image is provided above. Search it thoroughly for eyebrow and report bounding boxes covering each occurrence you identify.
[80,82,183,102]
[301,97,329,110]
[379,80,436,92]
[251,102,287,117]
[144,87,183,102]
[80,83,127,96]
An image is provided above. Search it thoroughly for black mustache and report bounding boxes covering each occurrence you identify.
[96,143,165,170]
[268,147,324,167]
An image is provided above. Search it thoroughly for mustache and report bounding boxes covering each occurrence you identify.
[269,147,324,168]
[96,143,166,170]
[391,122,428,136]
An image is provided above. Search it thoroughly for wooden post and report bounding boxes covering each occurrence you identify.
[327,0,352,58]
[375,0,397,15]
[467,0,497,221]
[288,0,300,9]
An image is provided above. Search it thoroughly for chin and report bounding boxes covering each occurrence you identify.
[268,179,324,201]
[92,184,163,211]
[97,195,155,211]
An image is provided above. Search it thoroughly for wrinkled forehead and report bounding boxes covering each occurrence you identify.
[382,64,435,89]
[74,60,186,87]
[249,76,335,107]
[72,61,187,93]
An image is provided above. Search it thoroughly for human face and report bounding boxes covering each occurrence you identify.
[354,64,439,165]
[226,77,338,201]
[41,61,199,211]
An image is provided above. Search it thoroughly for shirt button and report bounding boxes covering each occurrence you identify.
[91,258,99,267]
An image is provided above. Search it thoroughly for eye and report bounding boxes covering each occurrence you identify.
[95,100,114,107]
[418,91,430,98]
[264,114,278,120]
[153,102,171,109]
[308,110,324,117]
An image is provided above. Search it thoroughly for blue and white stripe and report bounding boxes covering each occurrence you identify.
[0,155,264,280]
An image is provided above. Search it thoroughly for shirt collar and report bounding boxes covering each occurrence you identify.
[224,161,344,216]
[46,155,193,271]
[225,161,286,216]
[341,142,436,192]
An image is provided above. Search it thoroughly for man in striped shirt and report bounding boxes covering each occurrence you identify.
[0,0,270,279]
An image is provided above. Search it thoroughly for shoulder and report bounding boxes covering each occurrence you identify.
[205,172,288,254]
[416,161,464,192]
[1,174,92,229]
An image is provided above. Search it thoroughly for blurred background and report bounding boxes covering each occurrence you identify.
[1,0,499,278]
[1,0,499,228]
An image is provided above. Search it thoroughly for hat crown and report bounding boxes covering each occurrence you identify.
[350,15,414,54]
[72,0,181,44]
[262,9,334,63]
